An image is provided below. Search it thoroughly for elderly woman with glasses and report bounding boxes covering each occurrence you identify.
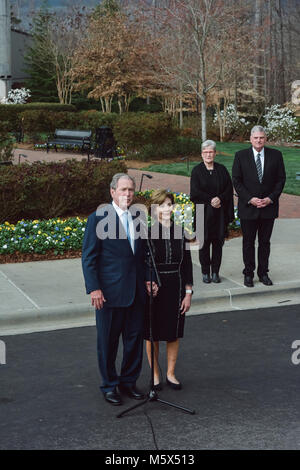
[190,140,234,283]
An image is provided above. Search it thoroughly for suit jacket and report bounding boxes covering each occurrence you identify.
[232,146,286,219]
[81,202,147,307]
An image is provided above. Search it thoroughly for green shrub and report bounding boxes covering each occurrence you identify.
[112,113,179,153]
[19,110,118,138]
[0,122,14,162]
[0,103,76,132]
[136,136,202,161]
[0,159,127,223]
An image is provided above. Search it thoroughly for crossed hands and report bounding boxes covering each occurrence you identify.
[211,197,221,208]
[146,281,159,297]
[250,197,272,208]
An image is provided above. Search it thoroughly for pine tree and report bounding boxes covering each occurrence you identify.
[24,2,58,102]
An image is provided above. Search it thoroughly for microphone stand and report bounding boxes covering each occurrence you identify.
[117,237,195,419]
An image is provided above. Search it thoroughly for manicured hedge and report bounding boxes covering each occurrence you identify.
[0,103,77,132]
[19,110,118,135]
[0,159,127,223]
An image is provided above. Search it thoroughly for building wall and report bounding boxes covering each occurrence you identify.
[11,29,32,86]
[0,0,11,99]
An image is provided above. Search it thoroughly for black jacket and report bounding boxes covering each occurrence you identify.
[232,146,286,220]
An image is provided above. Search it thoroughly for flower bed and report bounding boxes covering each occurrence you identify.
[0,191,241,263]
[0,217,87,258]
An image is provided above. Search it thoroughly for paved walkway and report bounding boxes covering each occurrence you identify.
[0,218,299,336]
[12,148,300,219]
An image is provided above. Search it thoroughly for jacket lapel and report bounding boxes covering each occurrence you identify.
[262,147,270,181]
[248,147,261,183]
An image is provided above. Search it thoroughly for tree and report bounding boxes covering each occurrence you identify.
[71,8,160,113]
[152,0,244,140]
[24,3,58,102]
[25,2,86,104]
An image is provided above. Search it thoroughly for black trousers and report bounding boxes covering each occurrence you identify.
[240,218,275,278]
[199,238,223,275]
[95,294,145,393]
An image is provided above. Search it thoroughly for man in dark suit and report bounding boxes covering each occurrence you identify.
[232,126,286,287]
[82,173,155,405]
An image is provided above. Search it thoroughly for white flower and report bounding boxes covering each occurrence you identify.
[2,88,31,105]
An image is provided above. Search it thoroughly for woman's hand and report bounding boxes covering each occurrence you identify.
[90,289,106,310]
[146,281,159,297]
[211,197,221,208]
[180,294,192,315]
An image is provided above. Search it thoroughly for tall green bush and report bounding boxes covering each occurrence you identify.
[112,113,178,153]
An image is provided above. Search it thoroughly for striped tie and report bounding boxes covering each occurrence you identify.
[256,153,263,183]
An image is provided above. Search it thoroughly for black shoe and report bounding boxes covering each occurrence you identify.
[244,276,254,287]
[118,383,145,400]
[152,381,163,392]
[202,274,211,283]
[212,273,221,283]
[166,376,182,390]
[259,275,273,286]
[104,390,122,406]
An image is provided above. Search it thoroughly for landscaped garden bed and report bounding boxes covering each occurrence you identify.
[0,191,241,264]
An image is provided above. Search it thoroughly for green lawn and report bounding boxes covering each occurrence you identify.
[142,142,300,196]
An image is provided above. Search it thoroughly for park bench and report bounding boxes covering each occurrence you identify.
[47,129,92,159]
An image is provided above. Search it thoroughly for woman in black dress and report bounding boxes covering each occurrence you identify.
[144,189,193,390]
[190,140,234,283]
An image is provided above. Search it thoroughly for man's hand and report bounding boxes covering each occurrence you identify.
[90,289,106,310]
[259,197,272,208]
[146,281,159,297]
[211,197,221,208]
[250,197,272,208]
[250,197,262,207]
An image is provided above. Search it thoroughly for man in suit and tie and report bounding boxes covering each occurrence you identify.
[232,126,286,287]
[82,173,156,405]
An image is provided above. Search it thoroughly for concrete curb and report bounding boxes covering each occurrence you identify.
[1,282,299,336]
[190,282,300,314]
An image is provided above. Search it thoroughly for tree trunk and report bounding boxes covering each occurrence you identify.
[201,93,207,142]
[278,0,286,103]
[179,97,183,129]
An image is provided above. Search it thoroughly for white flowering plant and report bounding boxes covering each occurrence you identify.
[263,105,299,143]
[1,88,31,105]
[214,104,250,137]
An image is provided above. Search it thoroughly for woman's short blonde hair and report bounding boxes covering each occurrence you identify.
[150,189,175,206]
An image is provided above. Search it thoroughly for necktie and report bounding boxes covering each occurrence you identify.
[123,211,133,251]
[256,153,263,183]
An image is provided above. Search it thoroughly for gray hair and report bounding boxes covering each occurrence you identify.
[110,173,136,190]
[251,125,266,136]
[201,140,216,151]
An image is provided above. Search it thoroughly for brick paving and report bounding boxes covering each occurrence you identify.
[12,148,300,219]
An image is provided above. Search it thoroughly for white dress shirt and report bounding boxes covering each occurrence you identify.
[112,201,135,253]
